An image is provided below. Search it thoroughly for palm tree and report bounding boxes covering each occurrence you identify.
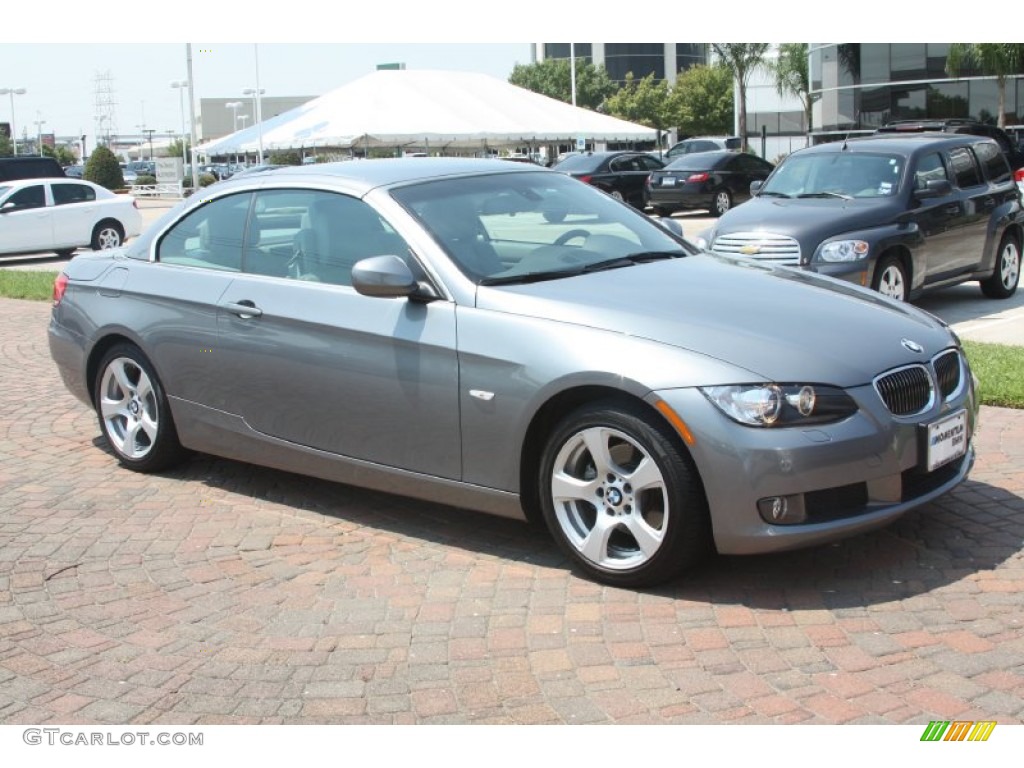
[946,44,1024,127]
[711,43,771,151]
[771,43,813,133]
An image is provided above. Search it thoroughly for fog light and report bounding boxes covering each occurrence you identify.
[757,494,807,524]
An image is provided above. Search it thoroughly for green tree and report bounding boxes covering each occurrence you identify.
[604,72,674,141]
[0,133,12,157]
[165,137,191,160]
[508,58,617,110]
[711,43,771,151]
[771,43,813,133]
[268,150,302,165]
[41,144,77,167]
[83,145,124,190]
[946,44,1024,127]
[670,64,734,137]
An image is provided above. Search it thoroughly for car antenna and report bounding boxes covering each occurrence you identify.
[841,133,850,151]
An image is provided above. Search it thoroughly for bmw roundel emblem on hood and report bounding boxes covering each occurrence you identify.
[901,338,924,354]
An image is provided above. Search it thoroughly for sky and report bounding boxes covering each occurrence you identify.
[0,2,1005,146]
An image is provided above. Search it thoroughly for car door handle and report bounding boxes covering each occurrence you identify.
[222,300,263,319]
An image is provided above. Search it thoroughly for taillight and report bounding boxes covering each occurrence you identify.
[687,172,710,183]
[1014,168,1024,184]
[646,176,653,187]
[52,273,68,307]
[578,174,593,184]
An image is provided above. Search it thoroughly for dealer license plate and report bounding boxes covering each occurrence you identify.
[662,177,676,186]
[926,410,968,472]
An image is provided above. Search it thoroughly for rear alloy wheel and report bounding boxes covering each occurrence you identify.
[980,232,1020,299]
[609,190,625,202]
[872,255,908,301]
[539,401,710,587]
[711,189,732,217]
[94,344,187,472]
[91,220,124,250]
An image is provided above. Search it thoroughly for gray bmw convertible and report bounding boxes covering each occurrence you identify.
[49,158,979,587]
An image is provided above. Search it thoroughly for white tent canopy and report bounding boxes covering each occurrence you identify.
[196,69,657,155]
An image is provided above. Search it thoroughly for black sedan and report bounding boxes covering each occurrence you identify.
[553,151,664,209]
[645,151,774,217]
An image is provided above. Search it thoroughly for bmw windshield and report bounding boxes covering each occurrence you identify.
[392,171,693,284]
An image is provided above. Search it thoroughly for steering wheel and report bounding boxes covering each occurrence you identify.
[553,228,591,247]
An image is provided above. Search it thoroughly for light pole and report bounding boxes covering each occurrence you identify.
[34,115,46,156]
[0,87,27,155]
[170,80,189,181]
[242,87,265,164]
[226,100,243,132]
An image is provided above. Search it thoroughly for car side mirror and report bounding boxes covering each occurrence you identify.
[352,254,435,300]
[0,201,16,213]
[749,180,763,196]
[655,217,684,237]
[915,179,952,199]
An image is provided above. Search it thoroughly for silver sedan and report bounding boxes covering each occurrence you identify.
[48,158,978,587]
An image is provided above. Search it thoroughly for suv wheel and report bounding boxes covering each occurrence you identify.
[980,232,1021,299]
[872,255,908,301]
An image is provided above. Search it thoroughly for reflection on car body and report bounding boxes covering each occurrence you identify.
[49,158,978,587]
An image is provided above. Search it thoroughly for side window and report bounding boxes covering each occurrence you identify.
[157,193,250,271]
[290,191,410,287]
[948,147,982,188]
[914,153,949,190]
[638,155,663,171]
[52,183,95,206]
[6,185,45,210]
[972,141,1011,184]
[243,189,313,279]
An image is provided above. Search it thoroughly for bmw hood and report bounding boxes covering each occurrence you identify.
[475,254,956,387]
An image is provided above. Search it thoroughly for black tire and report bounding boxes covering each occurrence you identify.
[651,206,673,218]
[980,231,1021,299]
[871,254,909,302]
[538,400,710,587]
[91,220,124,250]
[93,343,188,472]
[54,249,76,258]
[711,189,732,217]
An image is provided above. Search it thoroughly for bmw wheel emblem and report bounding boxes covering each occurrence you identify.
[901,338,924,354]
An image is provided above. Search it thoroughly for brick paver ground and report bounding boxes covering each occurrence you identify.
[0,296,1022,724]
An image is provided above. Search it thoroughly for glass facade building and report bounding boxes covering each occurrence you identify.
[539,43,708,85]
[810,43,1024,140]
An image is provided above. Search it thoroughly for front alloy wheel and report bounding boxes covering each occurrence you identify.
[873,256,908,301]
[539,401,709,587]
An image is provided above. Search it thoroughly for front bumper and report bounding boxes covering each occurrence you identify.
[648,356,978,555]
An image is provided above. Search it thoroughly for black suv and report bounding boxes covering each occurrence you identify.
[698,133,1023,302]
[877,119,1024,178]
[0,156,65,182]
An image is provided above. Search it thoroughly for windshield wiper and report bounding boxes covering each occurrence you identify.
[479,253,682,286]
[756,190,791,198]
[797,191,852,200]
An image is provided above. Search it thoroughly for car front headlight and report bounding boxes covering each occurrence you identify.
[818,240,869,262]
[700,384,858,427]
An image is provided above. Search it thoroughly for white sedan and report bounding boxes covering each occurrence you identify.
[0,178,142,257]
